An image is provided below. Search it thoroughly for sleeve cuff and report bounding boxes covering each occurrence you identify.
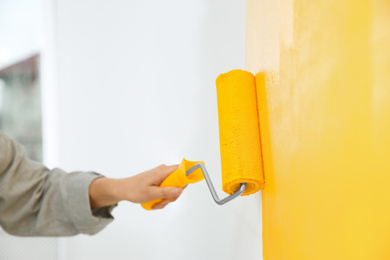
[92,204,117,218]
[64,171,117,235]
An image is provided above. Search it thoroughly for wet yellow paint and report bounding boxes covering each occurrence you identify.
[246,0,390,259]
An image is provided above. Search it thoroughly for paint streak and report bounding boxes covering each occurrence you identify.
[247,0,390,259]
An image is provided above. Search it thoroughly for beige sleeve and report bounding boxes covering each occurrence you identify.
[0,131,115,236]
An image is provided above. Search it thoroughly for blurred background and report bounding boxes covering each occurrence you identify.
[0,0,262,259]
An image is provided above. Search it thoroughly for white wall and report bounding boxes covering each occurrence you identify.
[47,1,262,259]
[0,0,43,69]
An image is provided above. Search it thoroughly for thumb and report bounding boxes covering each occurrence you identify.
[153,164,179,184]
[149,186,182,201]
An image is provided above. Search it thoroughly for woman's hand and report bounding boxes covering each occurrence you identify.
[89,164,183,210]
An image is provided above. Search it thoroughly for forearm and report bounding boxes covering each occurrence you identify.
[89,177,122,209]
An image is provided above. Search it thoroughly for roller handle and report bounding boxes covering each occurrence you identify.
[141,159,204,210]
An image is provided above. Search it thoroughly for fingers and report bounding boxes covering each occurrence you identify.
[148,186,182,209]
[150,184,184,210]
[148,186,182,202]
[152,197,180,210]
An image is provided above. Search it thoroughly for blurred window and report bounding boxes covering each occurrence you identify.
[0,54,58,260]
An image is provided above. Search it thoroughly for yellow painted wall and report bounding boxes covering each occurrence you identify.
[246,0,390,259]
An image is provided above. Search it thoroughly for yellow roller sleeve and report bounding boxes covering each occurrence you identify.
[216,70,264,196]
[141,159,204,210]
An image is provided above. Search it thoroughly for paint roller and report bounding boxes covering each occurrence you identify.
[141,70,264,210]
